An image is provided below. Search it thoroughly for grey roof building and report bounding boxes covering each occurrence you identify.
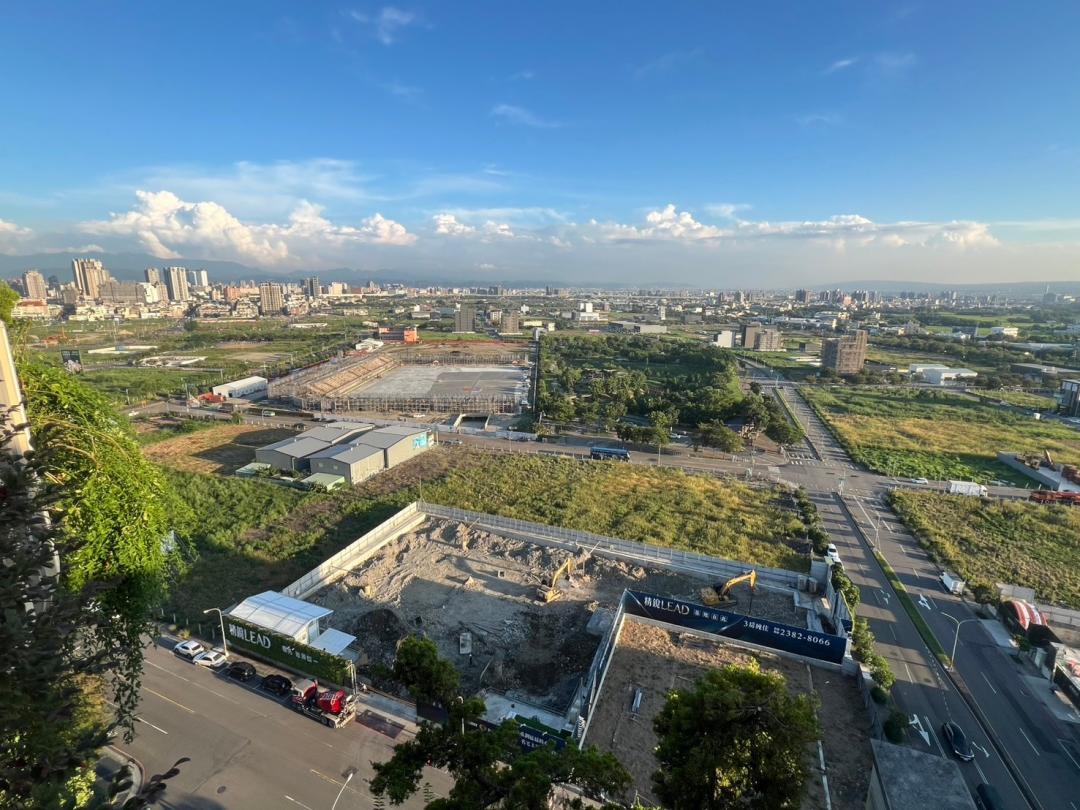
[295,421,373,445]
[352,426,435,468]
[865,740,976,810]
[307,441,385,485]
[254,436,332,472]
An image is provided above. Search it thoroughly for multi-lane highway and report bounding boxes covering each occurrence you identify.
[120,643,450,809]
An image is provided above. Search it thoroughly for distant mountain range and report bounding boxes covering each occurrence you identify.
[1,250,1078,296]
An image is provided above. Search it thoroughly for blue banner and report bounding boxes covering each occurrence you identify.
[622,590,846,665]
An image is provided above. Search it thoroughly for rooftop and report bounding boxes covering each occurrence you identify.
[228,591,333,639]
[260,436,331,458]
[307,442,384,464]
[869,740,976,810]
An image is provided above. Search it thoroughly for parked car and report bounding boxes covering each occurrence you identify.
[260,673,293,696]
[941,721,975,762]
[193,648,228,669]
[225,661,257,682]
[825,544,842,566]
[173,640,206,661]
[909,477,930,485]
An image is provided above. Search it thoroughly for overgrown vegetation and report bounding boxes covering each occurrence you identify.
[161,449,811,623]
[802,386,1080,482]
[889,491,1080,608]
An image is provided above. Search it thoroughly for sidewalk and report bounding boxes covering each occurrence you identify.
[95,745,144,805]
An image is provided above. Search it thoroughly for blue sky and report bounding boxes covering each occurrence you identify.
[1,2,1079,284]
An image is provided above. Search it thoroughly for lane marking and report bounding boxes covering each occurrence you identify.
[887,625,898,642]
[136,716,169,735]
[973,760,988,783]
[1017,727,1040,756]
[903,662,915,683]
[926,717,945,755]
[144,688,195,714]
[284,797,316,810]
[1059,739,1080,770]
[980,672,998,695]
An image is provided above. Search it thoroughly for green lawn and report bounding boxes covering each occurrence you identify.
[890,491,1080,608]
[803,386,1080,482]
[974,389,1059,411]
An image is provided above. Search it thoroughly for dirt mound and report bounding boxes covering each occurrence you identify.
[352,609,408,668]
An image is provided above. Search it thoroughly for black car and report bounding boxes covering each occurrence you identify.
[260,673,292,695]
[974,783,1004,810]
[225,661,256,682]
[941,721,975,762]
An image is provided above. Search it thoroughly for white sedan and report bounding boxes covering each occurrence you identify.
[825,544,842,566]
[193,648,228,668]
[172,640,206,661]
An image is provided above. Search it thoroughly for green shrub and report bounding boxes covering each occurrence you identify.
[883,710,907,743]
[870,685,889,704]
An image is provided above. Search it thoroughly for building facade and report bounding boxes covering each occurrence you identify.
[22,270,47,300]
[454,303,477,333]
[164,267,191,302]
[71,258,110,299]
[259,282,284,315]
[821,330,869,375]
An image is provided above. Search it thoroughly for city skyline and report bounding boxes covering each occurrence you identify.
[2,3,1079,284]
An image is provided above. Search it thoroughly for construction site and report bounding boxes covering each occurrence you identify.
[267,342,533,415]
[583,620,872,809]
[297,504,849,736]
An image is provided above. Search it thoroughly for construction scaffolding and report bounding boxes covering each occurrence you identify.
[306,393,522,414]
[268,354,398,401]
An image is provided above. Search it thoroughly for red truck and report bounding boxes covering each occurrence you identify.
[289,679,357,728]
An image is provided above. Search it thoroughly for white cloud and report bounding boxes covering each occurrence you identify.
[796,112,844,128]
[634,49,704,79]
[823,57,859,75]
[432,213,516,239]
[507,70,535,81]
[382,80,423,101]
[0,219,32,237]
[80,190,414,264]
[705,202,751,219]
[873,51,917,76]
[491,104,562,129]
[350,6,419,45]
[0,218,34,254]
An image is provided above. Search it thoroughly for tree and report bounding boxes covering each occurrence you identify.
[0,282,18,325]
[392,635,460,705]
[371,697,630,809]
[697,422,743,453]
[764,417,804,448]
[1,352,186,805]
[652,662,819,810]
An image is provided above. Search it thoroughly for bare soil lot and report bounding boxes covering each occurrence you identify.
[142,423,297,474]
[310,518,799,713]
[585,620,871,810]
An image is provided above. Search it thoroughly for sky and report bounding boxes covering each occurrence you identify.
[1,2,1079,286]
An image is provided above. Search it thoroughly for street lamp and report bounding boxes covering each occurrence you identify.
[203,607,228,655]
[941,611,979,667]
[331,768,356,810]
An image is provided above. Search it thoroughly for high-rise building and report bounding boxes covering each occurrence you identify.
[454,303,476,333]
[502,311,521,333]
[259,282,284,315]
[144,267,162,284]
[741,322,762,348]
[821,330,868,375]
[164,267,191,302]
[187,268,209,288]
[22,270,47,300]
[71,258,110,299]
[795,289,814,304]
[305,276,321,298]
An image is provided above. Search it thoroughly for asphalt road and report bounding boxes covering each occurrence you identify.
[119,643,450,809]
[774,383,1080,810]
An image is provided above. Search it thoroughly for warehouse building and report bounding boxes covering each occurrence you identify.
[255,436,334,473]
[351,424,435,468]
[212,375,268,400]
[307,442,385,485]
[295,421,373,445]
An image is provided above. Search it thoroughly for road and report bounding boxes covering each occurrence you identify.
[773,383,1080,810]
[119,643,450,809]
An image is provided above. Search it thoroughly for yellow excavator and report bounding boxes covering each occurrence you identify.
[537,551,591,602]
[700,570,757,608]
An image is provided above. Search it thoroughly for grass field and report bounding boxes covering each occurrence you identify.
[973,389,1059,411]
[890,491,1080,608]
[161,448,809,622]
[803,386,1080,482]
[143,423,299,474]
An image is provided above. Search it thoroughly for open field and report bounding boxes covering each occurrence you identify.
[160,448,810,622]
[142,423,298,474]
[803,386,1080,482]
[889,491,1080,608]
[585,620,871,809]
[973,388,1060,411]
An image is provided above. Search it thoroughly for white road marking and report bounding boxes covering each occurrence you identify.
[918,594,931,611]
[926,717,945,755]
[1059,740,1080,770]
[284,797,316,810]
[980,672,998,694]
[908,714,930,746]
[927,595,938,610]
[973,760,988,783]
[903,662,915,683]
[136,716,169,735]
[1018,727,1040,756]
[972,741,990,758]
[888,625,898,642]
[144,688,195,714]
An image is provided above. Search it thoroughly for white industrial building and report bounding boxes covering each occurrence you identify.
[255,436,334,472]
[253,422,436,478]
[213,375,268,400]
[909,364,977,386]
[227,590,355,655]
[307,442,385,486]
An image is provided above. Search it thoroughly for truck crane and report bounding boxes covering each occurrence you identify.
[699,570,758,609]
